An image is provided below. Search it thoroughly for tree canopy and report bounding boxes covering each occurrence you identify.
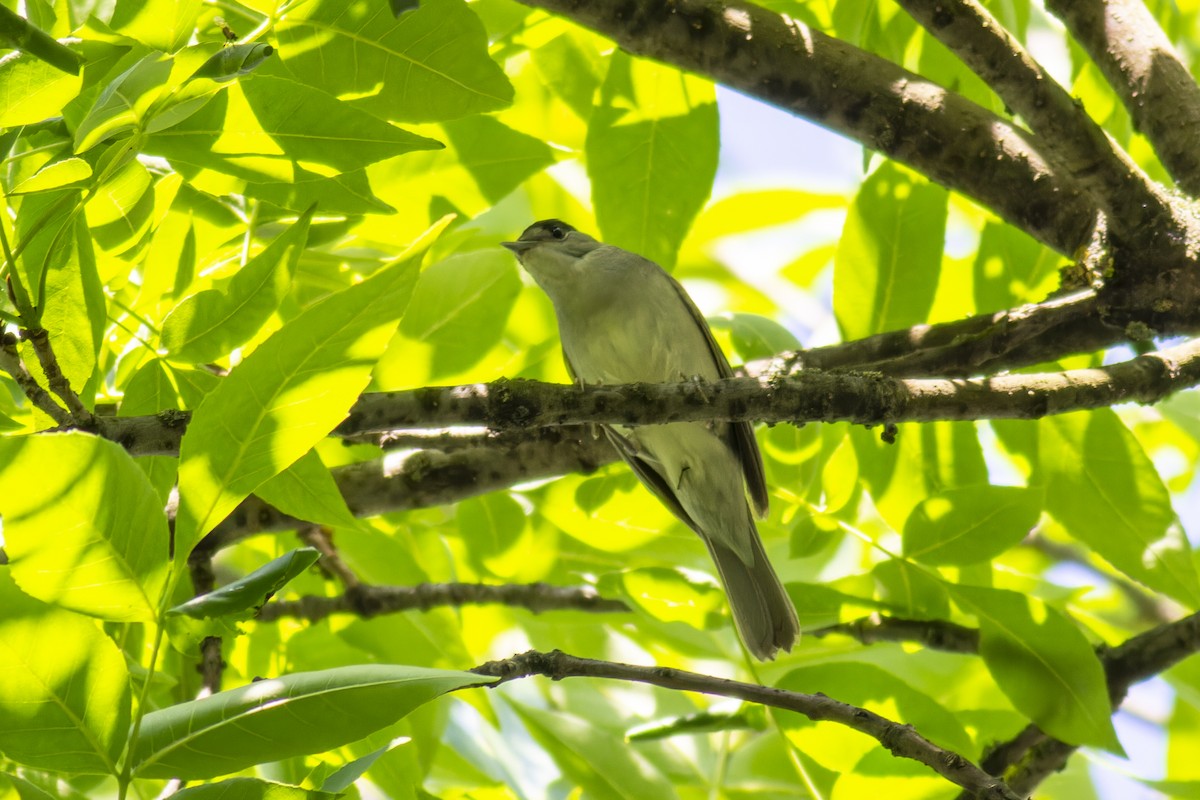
[1,0,1200,798]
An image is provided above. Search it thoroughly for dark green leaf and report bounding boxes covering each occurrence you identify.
[168,548,321,620]
[950,583,1121,751]
[442,115,554,203]
[132,665,494,779]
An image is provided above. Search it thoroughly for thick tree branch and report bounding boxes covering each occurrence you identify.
[190,427,616,553]
[98,337,1200,461]
[257,582,629,622]
[1045,0,1200,196]
[898,0,1173,239]
[778,289,1113,377]
[472,649,1021,800]
[516,0,1094,254]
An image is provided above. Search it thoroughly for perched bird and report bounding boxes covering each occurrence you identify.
[502,219,799,660]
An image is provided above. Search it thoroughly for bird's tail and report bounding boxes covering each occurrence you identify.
[703,529,800,660]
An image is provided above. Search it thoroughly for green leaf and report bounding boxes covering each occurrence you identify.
[627,706,766,741]
[0,432,170,621]
[691,188,846,244]
[162,205,314,363]
[84,153,156,256]
[511,700,676,800]
[903,485,1041,565]
[950,583,1121,751]
[531,30,604,120]
[777,662,975,774]
[1037,410,1200,607]
[275,0,513,123]
[73,52,172,152]
[0,571,130,774]
[169,548,321,620]
[587,51,718,269]
[10,156,93,194]
[254,448,363,531]
[108,0,201,52]
[174,253,420,559]
[170,778,340,800]
[39,215,105,392]
[0,51,82,126]
[713,312,801,362]
[398,249,521,377]
[192,42,275,82]
[146,76,442,177]
[972,220,1061,310]
[131,665,494,779]
[442,115,555,203]
[458,493,526,562]
[834,161,946,339]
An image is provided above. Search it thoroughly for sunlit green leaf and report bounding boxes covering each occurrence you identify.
[0,432,170,621]
[275,0,513,122]
[0,51,82,126]
[903,485,1041,565]
[1038,410,1200,607]
[0,571,130,774]
[587,51,718,269]
[254,448,363,531]
[399,249,521,378]
[162,205,314,363]
[170,778,340,800]
[174,253,419,559]
[834,162,946,339]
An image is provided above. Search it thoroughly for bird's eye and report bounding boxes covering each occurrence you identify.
[550,225,566,240]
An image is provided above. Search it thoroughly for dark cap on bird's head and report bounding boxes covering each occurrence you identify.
[502,219,579,254]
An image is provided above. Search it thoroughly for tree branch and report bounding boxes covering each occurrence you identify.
[811,614,980,654]
[516,0,1095,254]
[1045,0,1200,196]
[471,649,1021,800]
[0,334,70,425]
[190,427,616,553]
[898,0,1172,239]
[97,337,1200,462]
[257,582,629,622]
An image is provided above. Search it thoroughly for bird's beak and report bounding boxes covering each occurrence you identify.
[502,240,535,254]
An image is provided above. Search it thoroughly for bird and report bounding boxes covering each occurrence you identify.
[502,219,799,660]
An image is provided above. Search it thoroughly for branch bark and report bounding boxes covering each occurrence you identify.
[516,0,1095,254]
[1045,0,1200,196]
[898,0,1172,239]
[471,649,1021,800]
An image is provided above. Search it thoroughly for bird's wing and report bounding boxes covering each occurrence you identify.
[601,425,704,536]
[662,271,770,518]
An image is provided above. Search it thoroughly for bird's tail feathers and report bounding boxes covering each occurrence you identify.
[703,529,799,660]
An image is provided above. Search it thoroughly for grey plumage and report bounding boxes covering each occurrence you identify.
[502,219,799,660]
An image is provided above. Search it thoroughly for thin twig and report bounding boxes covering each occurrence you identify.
[23,328,95,426]
[811,614,980,654]
[0,335,70,424]
[471,650,1021,800]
